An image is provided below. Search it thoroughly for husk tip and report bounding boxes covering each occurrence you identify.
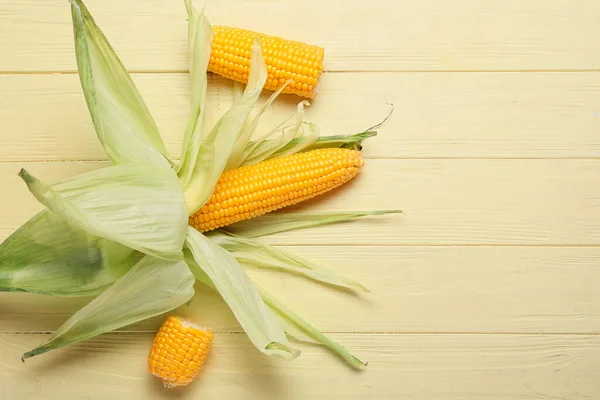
[17,168,32,183]
[353,355,368,368]
[361,285,373,294]
[265,341,301,360]
[184,0,206,17]
[69,0,82,13]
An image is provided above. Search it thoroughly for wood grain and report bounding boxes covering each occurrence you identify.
[2,0,600,72]
[1,333,599,399]
[1,247,599,334]
[2,0,599,398]
[2,160,597,246]
[2,72,600,162]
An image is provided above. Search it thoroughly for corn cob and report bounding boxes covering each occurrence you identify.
[209,25,324,99]
[189,148,364,233]
[148,315,214,388]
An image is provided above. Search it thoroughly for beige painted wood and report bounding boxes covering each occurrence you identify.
[2,0,600,72]
[2,72,600,162]
[2,333,599,399]
[1,160,598,246]
[2,0,600,398]
[1,247,599,334]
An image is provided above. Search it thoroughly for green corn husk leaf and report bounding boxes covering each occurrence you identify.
[269,121,320,159]
[257,101,321,161]
[247,105,389,162]
[185,236,363,368]
[19,164,187,261]
[193,262,367,368]
[188,261,317,346]
[22,255,195,360]
[237,126,376,172]
[288,102,393,154]
[225,210,402,238]
[232,81,245,103]
[179,11,268,213]
[290,131,378,153]
[185,227,300,360]
[208,232,368,293]
[70,0,171,168]
[256,284,367,369]
[278,104,393,155]
[191,264,365,368]
[241,111,294,158]
[177,0,214,185]
[226,80,293,170]
[0,210,136,296]
[238,101,320,168]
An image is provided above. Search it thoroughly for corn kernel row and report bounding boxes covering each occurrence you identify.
[209,26,324,99]
[148,315,214,388]
[189,148,364,232]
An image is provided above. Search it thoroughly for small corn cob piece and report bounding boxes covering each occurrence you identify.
[189,148,364,233]
[209,25,324,99]
[148,315,214,388]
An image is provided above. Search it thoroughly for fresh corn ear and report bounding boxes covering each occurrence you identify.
[148,315,214,388]
[189,148,364,233]
[209,26,324,99]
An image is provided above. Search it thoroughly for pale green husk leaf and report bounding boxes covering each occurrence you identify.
[70,0,171,168]
[226,80,292,170]
[239,130,377,168]
[180,36,268,214]
[225,210,402,238]
[256,284,367,369]
[19,165,187,261]
[188,252,364,368]
[286,131,378,153]
[22,255,195,360]
[0,210,136,296]
[232,81,245,103]
[209,232,368,292]
[177,0,214,185]
[259,101,321,160]
[238,101,320,167]
[185,227,300,360]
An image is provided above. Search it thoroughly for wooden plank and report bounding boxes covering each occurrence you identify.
[2,0,600,72]
[1,160,598,246]
[2,72,600,162]
[1,333,599,399]
[1,247,599,334]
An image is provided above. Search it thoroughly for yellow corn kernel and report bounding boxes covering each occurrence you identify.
[148,315,214,388]
[189,148,365,233]
[209,26,324,99]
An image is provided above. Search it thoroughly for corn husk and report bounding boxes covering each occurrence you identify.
[224,210,402,238]
[0,0,400,371]
[19,165,187,261]
[70,0,172,168]
[185,227,299,359]
[0,210,134,296]
[22,255,195,360]
[209,231,369,293]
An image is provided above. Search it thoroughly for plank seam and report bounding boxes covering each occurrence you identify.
[2,157,599,164]
[3,331,600,336]
[3,69,600,75]
[231,244,600,248]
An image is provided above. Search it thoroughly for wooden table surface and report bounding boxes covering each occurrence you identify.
[1,0,599,399]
